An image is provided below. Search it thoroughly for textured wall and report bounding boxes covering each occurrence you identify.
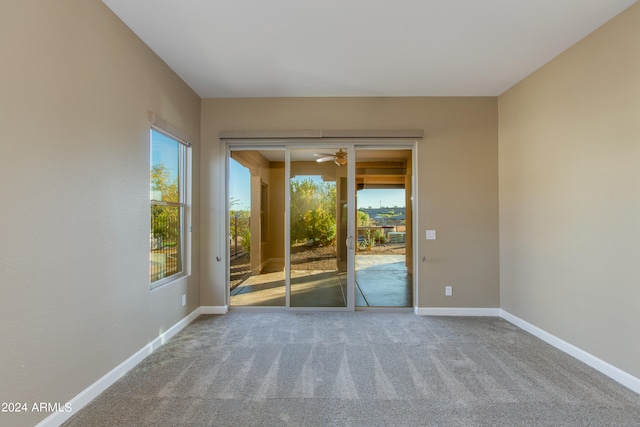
[499,3,640,378]
[200,97,500,309]
[0,1,201,425]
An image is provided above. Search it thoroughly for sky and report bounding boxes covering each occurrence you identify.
[229,158,405,210]
[357,189,405,209]
[150,129,180,200]
[229,158,251,210]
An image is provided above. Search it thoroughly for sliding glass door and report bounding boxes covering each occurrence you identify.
[228,148,286,307]
[227,143,413,310]
[354,148,413,308]
[288,148,353,308]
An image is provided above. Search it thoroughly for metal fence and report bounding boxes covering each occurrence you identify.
[150,205,182,282]
[230,214,250,258]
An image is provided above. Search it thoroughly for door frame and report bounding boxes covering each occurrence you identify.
[225,140,418,312]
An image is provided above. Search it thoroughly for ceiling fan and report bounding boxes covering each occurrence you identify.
[314,148,348,166]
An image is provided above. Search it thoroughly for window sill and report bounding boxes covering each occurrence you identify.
[150,272,189,291]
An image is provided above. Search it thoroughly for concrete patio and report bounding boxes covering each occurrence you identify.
[230,254,411,308]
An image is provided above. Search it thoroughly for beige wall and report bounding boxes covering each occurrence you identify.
[499,3,640,378]
[201,97,499,308]
[267,162,286,266]
[0,1,201,425]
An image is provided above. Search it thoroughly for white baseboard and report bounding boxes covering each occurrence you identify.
[36,308,202,427]
[199,305,229,314]
[415,307,501,316]
[500,310,640,395]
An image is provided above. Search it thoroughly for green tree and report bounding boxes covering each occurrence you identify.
[151,164,180,246]
[151,164,178,202]
[290,178,336,245]
[229,197,251,256]
[302,208,335,245]
[357,210,371,226]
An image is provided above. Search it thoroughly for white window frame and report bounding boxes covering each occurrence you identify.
[150,125,191,289]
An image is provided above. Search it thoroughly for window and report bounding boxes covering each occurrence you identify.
[150,128,188,286]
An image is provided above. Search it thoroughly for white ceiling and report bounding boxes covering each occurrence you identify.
[101,0,636,98]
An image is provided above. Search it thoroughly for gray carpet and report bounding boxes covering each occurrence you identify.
[64,313,640,426]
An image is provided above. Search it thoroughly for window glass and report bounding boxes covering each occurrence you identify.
[150,129,186,285]
[150,130,180,203]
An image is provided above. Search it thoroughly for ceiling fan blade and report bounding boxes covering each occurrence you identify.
[316,157,334,162]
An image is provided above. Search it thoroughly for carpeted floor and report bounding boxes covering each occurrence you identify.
[64,313,640,426]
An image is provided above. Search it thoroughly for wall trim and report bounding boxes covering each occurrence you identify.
[500,310,640,395]
[415,307,501,316]
[200,305,229,314]
[36,308,202,427]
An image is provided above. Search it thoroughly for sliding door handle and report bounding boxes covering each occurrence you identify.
[346,235,354,250]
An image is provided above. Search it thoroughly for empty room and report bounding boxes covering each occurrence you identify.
[1,0,639,426]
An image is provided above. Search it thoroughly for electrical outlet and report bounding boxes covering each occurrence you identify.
[182,294,186,306]
[445,286,452,296]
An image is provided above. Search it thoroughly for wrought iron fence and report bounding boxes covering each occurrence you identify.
[150,205,182,282]
[230,214,250,258]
